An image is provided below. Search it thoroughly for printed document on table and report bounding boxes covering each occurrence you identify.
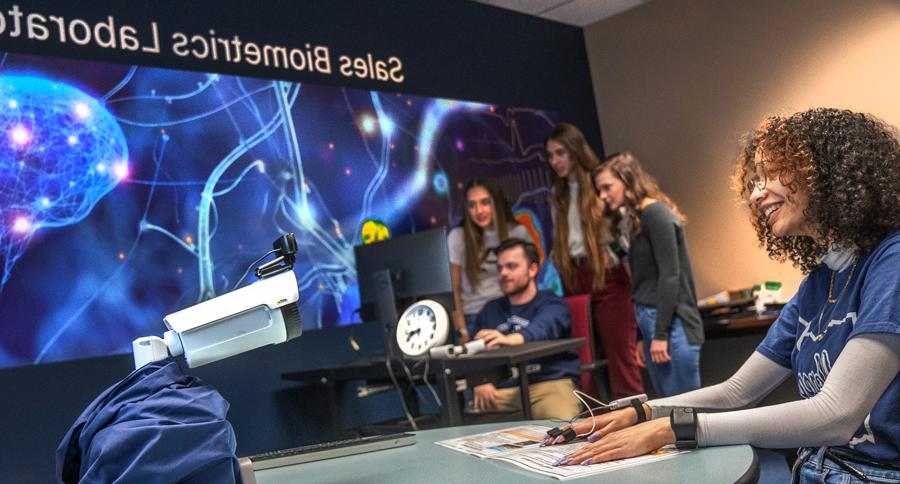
[436,425,688,480]
[434,425,548,459]
[488,442,687,480]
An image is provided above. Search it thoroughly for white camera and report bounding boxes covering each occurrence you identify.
[133,268,302,369]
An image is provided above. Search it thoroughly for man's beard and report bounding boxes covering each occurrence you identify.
[501,277,530,298]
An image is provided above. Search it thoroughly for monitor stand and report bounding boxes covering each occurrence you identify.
[371,269,400,358]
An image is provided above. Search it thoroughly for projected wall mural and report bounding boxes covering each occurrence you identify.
[0,52,558,368]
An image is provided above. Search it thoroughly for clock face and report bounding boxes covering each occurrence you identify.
[395,300,449,357]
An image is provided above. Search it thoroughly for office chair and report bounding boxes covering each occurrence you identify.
[564,294,611,402]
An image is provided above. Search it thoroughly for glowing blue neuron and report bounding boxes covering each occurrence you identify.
[296,202,317,226]
[380,115,395,137]
[360,114,376,134]
[432,172,449,194]
[0,75,128,289]
[72,101,91,120]
[12,216,31,234]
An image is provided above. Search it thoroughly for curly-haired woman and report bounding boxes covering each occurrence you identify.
[593,152,703,398]
[544,108,900,483]
[545,123,644,400]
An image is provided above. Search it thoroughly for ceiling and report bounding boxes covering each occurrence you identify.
[473,0,649,27]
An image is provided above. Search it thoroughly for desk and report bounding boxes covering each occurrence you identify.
[254,420,758,483]
[282,339,584,427]
[704,313,778,339]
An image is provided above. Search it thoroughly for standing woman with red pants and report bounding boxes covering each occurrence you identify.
[545,123,644,400]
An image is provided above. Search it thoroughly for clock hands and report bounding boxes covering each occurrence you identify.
[405,328,421,342]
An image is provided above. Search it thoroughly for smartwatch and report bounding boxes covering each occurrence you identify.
[456,327,470,338]
[669,407,698,449]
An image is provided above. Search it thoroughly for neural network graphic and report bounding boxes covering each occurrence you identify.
[0,52,557,368]
[0,76,128,290]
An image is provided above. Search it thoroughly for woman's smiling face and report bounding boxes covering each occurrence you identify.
[466,185,494,229]
[748,149,813,238]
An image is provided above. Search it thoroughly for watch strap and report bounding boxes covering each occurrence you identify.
[669,408,698,449]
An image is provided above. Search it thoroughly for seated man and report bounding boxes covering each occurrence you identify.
[471,238,582,420]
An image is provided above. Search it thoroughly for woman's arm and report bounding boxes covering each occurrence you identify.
[554,350,790,439]
[560,334,899,464]
[640,205,681,343]
[449,263,469,343]
[647,351,791,418]
[698,334,899,448]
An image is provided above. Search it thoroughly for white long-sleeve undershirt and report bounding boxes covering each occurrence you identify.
[647,334,900,448]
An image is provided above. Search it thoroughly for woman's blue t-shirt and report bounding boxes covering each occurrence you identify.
[757,231,900,462]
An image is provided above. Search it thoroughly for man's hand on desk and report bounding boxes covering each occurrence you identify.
[473,383,501,412]
[474,329,524,348]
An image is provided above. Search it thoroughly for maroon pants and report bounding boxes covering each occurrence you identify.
[568,262,644,400]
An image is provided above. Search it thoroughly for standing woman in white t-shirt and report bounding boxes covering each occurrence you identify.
[448,177,532,343]
[545,123,644,399]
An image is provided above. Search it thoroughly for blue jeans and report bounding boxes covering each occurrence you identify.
[635,304,701,397]
[793,448,900,483]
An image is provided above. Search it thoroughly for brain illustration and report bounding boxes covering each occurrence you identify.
[0,75,128,289]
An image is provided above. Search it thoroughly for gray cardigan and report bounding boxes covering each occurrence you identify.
[629,202,704,344]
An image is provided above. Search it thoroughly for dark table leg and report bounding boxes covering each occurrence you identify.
[517,362,533,420]
[435,364,463,426]
[324,377,340,437]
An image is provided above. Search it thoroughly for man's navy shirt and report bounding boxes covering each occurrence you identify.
[475,290,580,388]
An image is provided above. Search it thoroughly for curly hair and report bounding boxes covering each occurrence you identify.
[733,108,900,272]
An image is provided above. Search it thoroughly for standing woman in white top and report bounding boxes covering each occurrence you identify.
[448,176,532,343]
[545,123,644,399]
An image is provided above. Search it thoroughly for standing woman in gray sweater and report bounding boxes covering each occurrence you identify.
[593,153,703,397]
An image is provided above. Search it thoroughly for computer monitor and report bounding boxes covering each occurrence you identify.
[354,227,454,327]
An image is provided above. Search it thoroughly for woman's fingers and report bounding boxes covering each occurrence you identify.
[561,434,634,465]
[558,419,673,466]
[545,408,638,447]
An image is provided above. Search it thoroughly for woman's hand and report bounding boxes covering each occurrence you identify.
[634,341,646,368]
[543,405,649,445]
[649,339,671,364]
[558,418,675,466]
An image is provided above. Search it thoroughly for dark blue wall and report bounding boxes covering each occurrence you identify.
[0,1,602,482]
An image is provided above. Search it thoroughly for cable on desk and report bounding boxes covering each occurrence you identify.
[398,357,432,408]
[569,391,648,438]
[385,358,419,430]
[420,354,442,407]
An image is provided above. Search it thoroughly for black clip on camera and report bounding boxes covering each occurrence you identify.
[255,233,298,279]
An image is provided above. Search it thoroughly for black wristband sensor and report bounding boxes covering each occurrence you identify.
[631,398,647,423]
[669,408,698,449]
